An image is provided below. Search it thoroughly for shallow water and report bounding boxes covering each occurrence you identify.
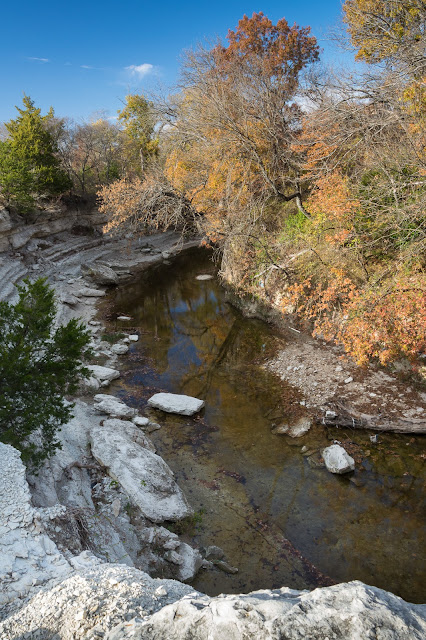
[102,248,426,602]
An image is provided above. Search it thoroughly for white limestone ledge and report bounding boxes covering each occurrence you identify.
[0,443,72,608]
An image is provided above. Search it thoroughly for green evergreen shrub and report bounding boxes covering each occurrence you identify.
[0,278,92,468]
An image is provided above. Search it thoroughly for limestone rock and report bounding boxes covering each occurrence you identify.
[204,545,225,561]
[322,444,355,474]
[0,443,72,608]
[129,334,139,342]
[60,293,80,306]
[111,499,121,517]
[103,581,426,640]
[103,419,156,453]
[80,375,101,393]
[78,287,106,297]
[196,274,214,281]
[87,365,120,384]
[148,393,205,416]
[272,416,312,438]
[93,395,137,419]
[90,423,192,522]
[9,228,34,250]
[0,236,11,252]
[0,209,12,237]
[0,565,195,640]
[111,343,129,355]
[133,416,150,427]
[86,263,119,286]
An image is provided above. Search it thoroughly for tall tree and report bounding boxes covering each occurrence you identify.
[59,117,123,196]
[161,11,319,278]
[0,96,71,211]
[117,94,159,173]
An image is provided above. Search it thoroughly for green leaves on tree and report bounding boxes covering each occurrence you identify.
[0,95,71,212]
[0,278,92,469]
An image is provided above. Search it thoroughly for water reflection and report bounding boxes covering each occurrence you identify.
[103,248,426,602]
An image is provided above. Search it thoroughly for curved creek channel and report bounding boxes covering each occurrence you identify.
[100,248,425,603]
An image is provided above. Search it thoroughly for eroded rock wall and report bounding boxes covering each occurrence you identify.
[0,443,73,609]
[0,207,106,253]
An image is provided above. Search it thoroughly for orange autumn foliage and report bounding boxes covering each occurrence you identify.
[285,271,426,365]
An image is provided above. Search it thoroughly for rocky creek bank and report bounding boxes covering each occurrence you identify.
[0,216,425,638]
[228,290,426,437]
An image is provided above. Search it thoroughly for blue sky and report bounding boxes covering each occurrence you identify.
[2,1,351,123]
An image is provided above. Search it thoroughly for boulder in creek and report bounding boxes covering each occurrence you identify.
[272,416,312,438]
[111,343,129,355]
[79,375,101,394]
[90,423,193,522]
[148,392,205,416]
[322,444,355,474]
[164,542,203,582]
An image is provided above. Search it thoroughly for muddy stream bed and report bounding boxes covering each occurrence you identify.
[100,248,425,602]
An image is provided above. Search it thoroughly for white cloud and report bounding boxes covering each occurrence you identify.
[81,65,94,69]
[125,63,154,79]
[27,57,49,63]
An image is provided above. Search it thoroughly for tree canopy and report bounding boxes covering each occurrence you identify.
[0,96,71,211]
[117,94,159,173]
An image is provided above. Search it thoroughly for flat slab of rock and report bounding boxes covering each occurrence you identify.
[87,365,120,383]
[93,395,137,419]
[103,419,156,453]
[90,424,192,522]
[148,393,205,416]
[60,293,80,306]
[322,444,355,474]
[78,287,106,297]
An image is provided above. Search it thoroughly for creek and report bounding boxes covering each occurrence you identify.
[102,248,425,602]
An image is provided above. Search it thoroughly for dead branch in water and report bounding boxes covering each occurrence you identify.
[318,400,426,434]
